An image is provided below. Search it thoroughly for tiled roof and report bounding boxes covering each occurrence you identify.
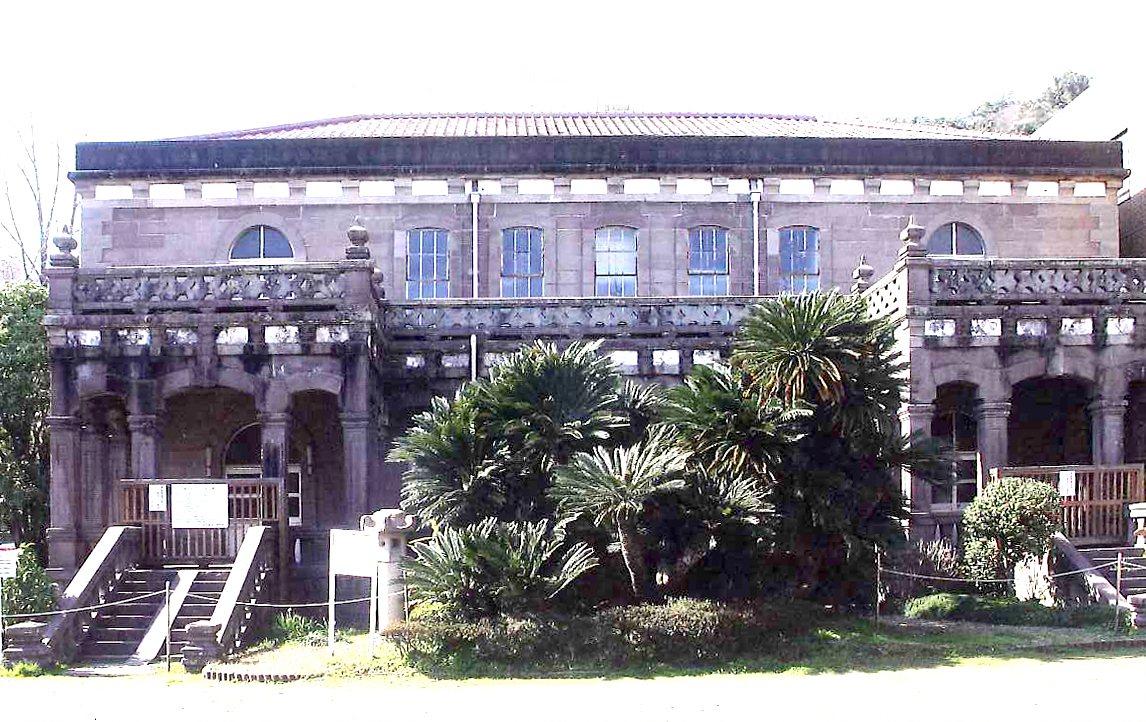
[177,112,1031,142]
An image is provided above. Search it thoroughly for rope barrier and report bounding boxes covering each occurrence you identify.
[181,590,406,609]
[880,560,1121,585]
[0,590,167,621]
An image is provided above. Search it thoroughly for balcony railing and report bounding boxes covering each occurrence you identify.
[929,258,1146,305]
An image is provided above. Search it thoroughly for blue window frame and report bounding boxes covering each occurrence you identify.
[928,222,985,256]
[501,227,544,297]
[595,226,637,297]
[779,226,820,294]
[407,228,449,299]
[688,226,729,295]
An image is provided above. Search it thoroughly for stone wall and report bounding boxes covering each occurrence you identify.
[1121,191,1146,257]
[78,180,1119,298]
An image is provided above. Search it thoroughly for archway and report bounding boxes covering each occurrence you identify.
[1008,376,1093,466]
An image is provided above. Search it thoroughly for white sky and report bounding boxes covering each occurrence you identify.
[0,0,1141,263]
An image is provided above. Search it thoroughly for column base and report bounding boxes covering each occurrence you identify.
[46,526,82,581]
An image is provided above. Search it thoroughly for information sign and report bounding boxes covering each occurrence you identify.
[0,546,18,579]
[329,529,381,577]
[171,483,229,529]
[149,484,167,512]
[1058,470,1077,497]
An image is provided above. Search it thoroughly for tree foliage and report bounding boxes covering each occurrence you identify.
[1,543,56,625]
[0,282,50,551]
[892,71,1090,135]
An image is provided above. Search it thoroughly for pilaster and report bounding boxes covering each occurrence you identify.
[976,400,1011,484]
[1090,399,1128,466]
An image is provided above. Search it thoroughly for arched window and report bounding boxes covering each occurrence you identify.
[230,225,294,261]
[779,226,820,294]
[501,227,544,297]
[688,226,729,296]
[595,226,637,297]
[930,384,979,511]
[224,423,304,527]
[928,222,985,256]
[407,228,449,299]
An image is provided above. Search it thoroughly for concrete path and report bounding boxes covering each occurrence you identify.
[3,651,1143,721]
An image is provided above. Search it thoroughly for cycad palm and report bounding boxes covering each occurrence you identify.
[551,426,689,599]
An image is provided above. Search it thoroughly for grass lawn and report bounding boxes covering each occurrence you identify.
[199,614,1140,682]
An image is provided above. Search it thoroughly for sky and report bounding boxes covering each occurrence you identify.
[0,0,1140,265]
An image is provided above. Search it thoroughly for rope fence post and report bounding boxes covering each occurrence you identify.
[1116,551,1124,631]
[165,581,172,672]
[875,545,881,624]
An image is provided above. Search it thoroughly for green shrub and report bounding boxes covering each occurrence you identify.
[384,597,819,672]
[885,539,968,601]
[404,518,598,620]
[961,477,1060,583]
[1,544,56,629]
[266,611,329,646]
[904,593,1118,627]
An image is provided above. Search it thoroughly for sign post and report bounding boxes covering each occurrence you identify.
[0,544,19,665]
[328,529,382,658]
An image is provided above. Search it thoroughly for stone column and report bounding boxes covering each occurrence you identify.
[128,414,162,479]
[259,412,291,479]
[79,409,109,550]
[46,414,82,572]
[977,401,1011,485]
[1090,399,1128,466]
[898,403,935,513]
[341,411,371,525]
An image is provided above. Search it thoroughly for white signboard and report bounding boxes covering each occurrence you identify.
[0,547,18,579]
[171,483,229,529]
[329,529,381,577]
[1058,470,1077,497]
[148,484,167,512]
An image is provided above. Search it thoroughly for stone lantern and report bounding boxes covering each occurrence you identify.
[360,508,417,629]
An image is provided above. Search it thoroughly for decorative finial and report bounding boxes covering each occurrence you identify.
[899,215,927,259]
[851,255,875,293]
[50,225,79,268]
[346,216,370,260]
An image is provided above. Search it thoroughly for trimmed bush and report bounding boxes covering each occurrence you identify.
[384,597,818,672]
[904,593,1116,627]
[961,477,1060,584]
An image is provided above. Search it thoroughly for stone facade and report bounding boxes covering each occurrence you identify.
[45,113,1133,590]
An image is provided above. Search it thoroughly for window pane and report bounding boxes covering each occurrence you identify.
[528,245,543,274]
[262,228,293,258]
[596,278,610,296]
[435,231,448,254]
[928,223,955,255]
[956,483,978,504]
[501,278,514,297]
[406,281,420,299]
[954,223,985,255]
[408,233,422,254]
[435,281,449,298]
[689,276,702,295]
[530,277,542,296]
[714,275,728,294]
[955,459,978,481]
[933,485,953,505]
[231,228,262,259]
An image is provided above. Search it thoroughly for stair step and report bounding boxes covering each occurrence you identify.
[81,640,139,655]
[88,627,149,642]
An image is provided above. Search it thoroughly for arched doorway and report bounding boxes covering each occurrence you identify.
[224,423,305,527]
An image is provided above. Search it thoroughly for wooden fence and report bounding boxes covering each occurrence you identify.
[117,478,287,565]
[991,465,1146,546]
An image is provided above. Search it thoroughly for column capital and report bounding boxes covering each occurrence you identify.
[258,412,292,427]
[1089,399,1128,415]
[898,402,935,420]
[976,400,1012,419]
[46,414,79,430]
[340,411,372,429]
[127,413,163,437]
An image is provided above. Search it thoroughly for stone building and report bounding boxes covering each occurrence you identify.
[45,112,1132,595]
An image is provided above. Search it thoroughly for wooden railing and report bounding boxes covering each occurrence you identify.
[992,465,1146,545]
[181,525,277,673]
[117,478,287,565]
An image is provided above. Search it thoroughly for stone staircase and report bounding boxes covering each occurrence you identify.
[78,568,175,663]
[1076,546,1146,598]
[75,566,230,664]
[167,569,229,660]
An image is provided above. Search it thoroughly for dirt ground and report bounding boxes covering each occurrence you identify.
[3,651,1143,721]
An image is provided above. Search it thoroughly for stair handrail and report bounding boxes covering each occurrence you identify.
[2,526,141,665]
[182,525,277,673]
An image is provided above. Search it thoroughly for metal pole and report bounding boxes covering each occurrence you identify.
[1,577,6,667]
[1116,551,1124,631]
[165,581,171,672]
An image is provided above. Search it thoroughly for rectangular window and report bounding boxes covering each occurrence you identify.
[501,227,544,297]
[688,227,729,296]
[595,226,637,297]
[407,229,449,299]
[779,226,820,294]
